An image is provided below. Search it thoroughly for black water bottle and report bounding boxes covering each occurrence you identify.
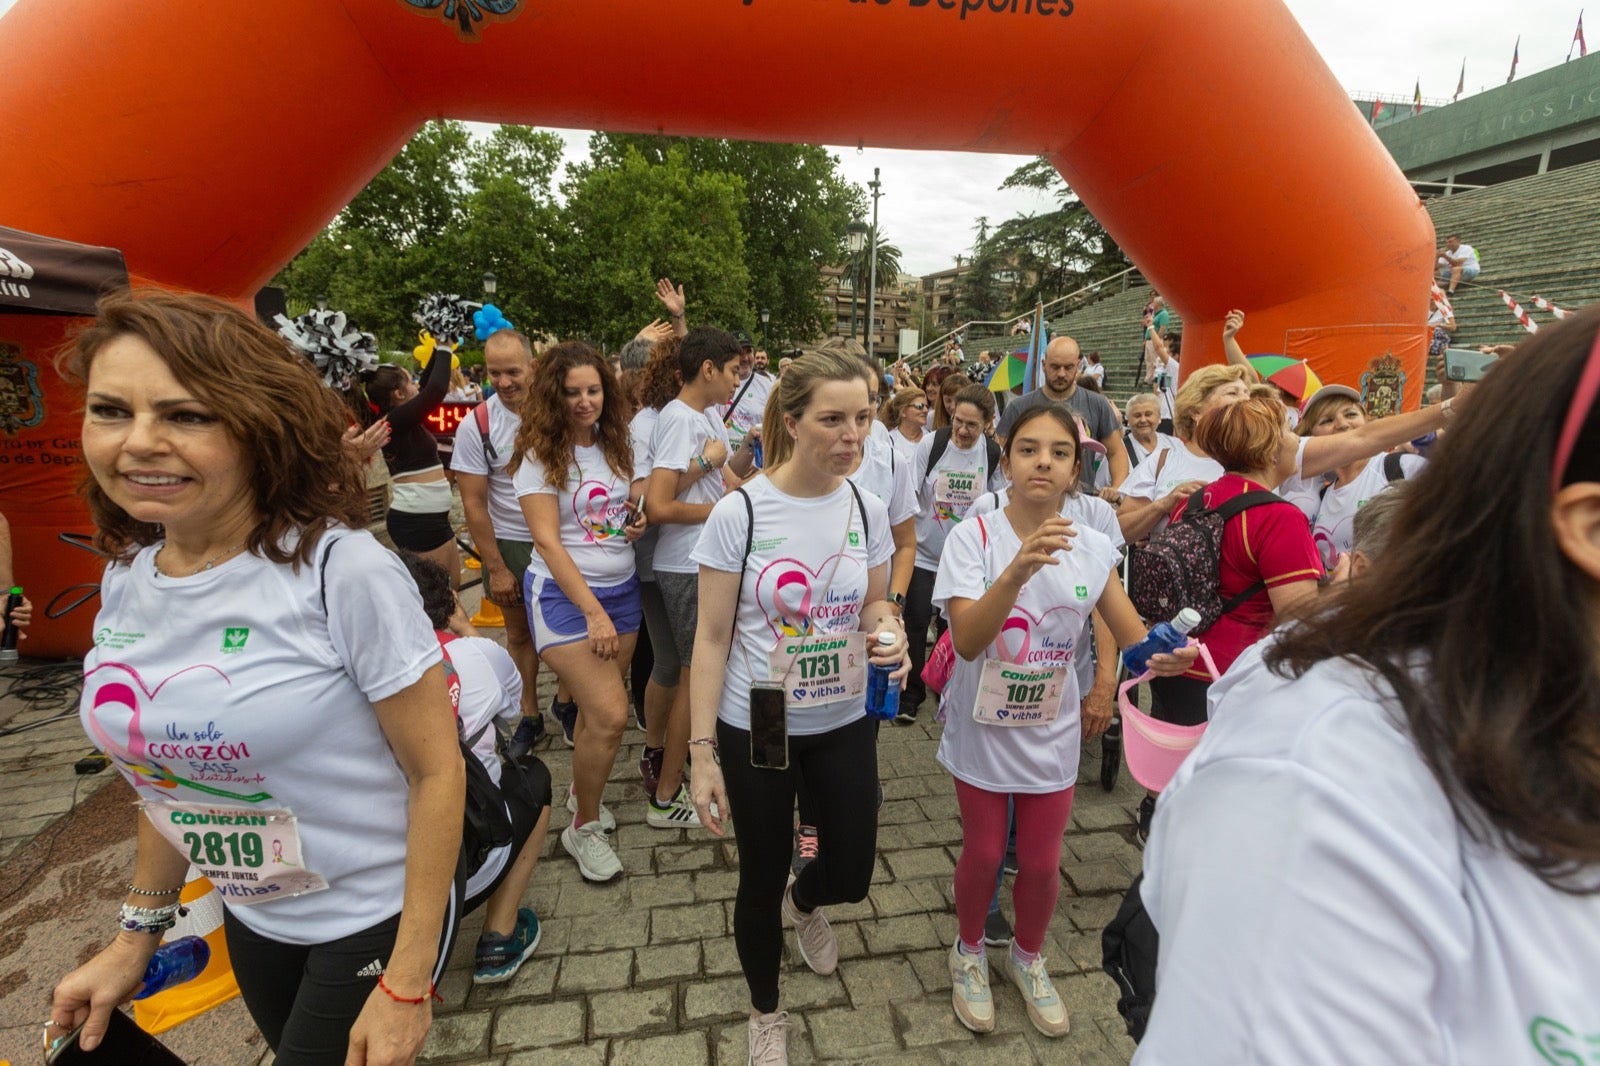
[0,586,21,664]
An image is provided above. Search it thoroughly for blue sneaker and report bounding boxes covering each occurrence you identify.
[508,716,544,761]
[551,698,578,747]
[473,908,541,984]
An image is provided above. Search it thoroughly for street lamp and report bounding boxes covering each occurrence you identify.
[315,293,329,312]
[866,168,883,364]
[846,219,868,339]
[760,308,771,365]
[482,271,498,297]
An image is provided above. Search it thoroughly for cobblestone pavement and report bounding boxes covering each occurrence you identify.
[0,568,1145,1066]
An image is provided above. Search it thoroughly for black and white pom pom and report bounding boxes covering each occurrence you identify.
[414,293,481,346]
[275,309,378,391]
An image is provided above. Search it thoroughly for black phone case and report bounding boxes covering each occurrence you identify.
[748,684,789,770]
[47,1010,187,1066]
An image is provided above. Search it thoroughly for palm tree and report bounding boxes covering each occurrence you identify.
[839,225,902,302]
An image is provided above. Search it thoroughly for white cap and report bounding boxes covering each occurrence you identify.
[1172,608,1203,633]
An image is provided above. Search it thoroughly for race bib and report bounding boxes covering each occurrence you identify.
[143,801,329,905]
[933,469,979,523]
[971,659,1067,727]
[768,631,867,709]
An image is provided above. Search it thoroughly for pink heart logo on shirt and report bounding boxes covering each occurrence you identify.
[755,555,867,640]
[83,661,272,802]
[991,605,1078,665]
[573,479,623,541]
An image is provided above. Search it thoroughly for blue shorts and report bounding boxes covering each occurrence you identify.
[523,571,642,654]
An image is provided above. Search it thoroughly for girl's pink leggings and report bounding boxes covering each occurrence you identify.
[952,779,1076,955]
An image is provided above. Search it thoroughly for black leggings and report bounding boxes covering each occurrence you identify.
[1148,675,1211,727]
[718,715,879,1013]
[903,565,945,711]
[223,880,463,1066]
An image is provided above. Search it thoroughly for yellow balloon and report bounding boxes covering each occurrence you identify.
[414,331,436,366]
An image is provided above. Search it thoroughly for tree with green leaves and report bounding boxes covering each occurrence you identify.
[837,225,902,317]
[550,146,750,348]
[989,158,1129,306]
[578,135,858,347]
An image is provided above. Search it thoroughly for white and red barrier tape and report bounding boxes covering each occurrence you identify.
[1500,290,1540,334]
[1430,284,1454,318]
[1530,295,1571,319]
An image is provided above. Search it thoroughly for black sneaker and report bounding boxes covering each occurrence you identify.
[1136,794,1157,849]
[473,907,541,984]
[551,698,578,747]
[1002,853,1018,876]
[983,909,1013,947]
[509,716,545,761]
[1100,716,1123,793]
[893,703,920,727]
[791,824,819,877]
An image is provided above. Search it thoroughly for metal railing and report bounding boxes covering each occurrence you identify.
[906,265,1145,370]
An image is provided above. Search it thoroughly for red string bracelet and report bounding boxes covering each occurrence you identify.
[377,974,441,1004]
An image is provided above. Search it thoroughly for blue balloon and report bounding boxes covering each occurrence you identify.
[474,303,514,341]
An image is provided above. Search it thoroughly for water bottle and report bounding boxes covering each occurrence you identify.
[133,936,210,1000]
[1121,607,1202,675]
[864,632,901,721]
[751,437,764,469]
[0,587,21,664]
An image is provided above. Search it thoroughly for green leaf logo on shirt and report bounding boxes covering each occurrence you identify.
[222,627,250,652]
[848,532,860,546]
[1075,585,1089,600]
[1531,1016,1600,1065]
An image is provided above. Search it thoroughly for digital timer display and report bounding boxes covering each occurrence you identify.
[426,402,478,438]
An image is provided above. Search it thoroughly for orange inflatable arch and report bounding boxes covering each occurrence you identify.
[0,0,1432,654]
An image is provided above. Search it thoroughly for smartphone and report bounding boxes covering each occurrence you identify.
[1443,347,1498,383]
[45,1011,186,1065]
[748,684,789,770]
[626,497,646,527]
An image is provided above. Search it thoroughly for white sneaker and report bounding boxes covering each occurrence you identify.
[1004,951,1069,1037]
[646,784,703,829]
[948,942,995,1033]
[781,878,838,975]
[561,822,622,882]
[566,786,616,832]
[747,1010,790,1065]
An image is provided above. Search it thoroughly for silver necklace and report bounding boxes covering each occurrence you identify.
[154,542,244,579]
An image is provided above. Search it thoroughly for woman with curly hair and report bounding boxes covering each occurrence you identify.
[512,342,648,883]
[53,290,467,1064]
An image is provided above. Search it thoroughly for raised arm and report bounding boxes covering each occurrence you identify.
[386,346,453,432]
[1222,309,1259,380]
[655,278,688,338]
[1293,401,1453,481]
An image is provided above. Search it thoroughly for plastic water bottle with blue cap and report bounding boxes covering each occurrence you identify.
[1122,607,1202,675]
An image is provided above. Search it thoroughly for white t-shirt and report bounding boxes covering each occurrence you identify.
[1138,642,1600,1066]
[1118,445,1224,533]
[888,427,923,463]
[629,407,661,578]
[650,399,729,574]
[1149,357,1179,420]
[442,634,520,900]
[691,477,893,736]
[1125,431,1183,470]
[849,433,918,526]
[912,434,1007,571]
[1311,452,1425,568]
[966,490,1125,694]
[450,395,529,541]
[80,529,440,944]
[1274,437,1322,523]
[931,509,1121,793]
[512,443,636,587]
[720,371,772,451]
[1081,362,1105,387]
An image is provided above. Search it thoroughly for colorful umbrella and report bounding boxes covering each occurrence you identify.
[986,352,1028,392]
[1245,354,1323,403]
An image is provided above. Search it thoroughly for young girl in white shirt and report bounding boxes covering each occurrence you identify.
[934,405,1196,1039]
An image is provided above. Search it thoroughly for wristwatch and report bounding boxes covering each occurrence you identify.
[887,592,906,613]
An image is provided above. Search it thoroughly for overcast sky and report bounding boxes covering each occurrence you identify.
[2,0,1585,273]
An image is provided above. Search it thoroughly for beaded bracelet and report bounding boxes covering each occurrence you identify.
[126,883,185,897]
[687,736,718,749]
[118,902,186,936]
[377,974,442,1004]
[695,454,712,473]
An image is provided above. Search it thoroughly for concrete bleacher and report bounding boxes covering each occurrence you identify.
[1425,158,1600,347]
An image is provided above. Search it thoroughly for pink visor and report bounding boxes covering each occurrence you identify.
[1116,641,1221,792]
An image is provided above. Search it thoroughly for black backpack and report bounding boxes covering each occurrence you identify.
[1102,873,1160,1041]
[1126,488,1283,632]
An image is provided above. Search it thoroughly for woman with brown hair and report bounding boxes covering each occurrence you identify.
[511,342,647,883]
[1138,313,1598,1064]
[934,373,973,432]
[52,291,469,1064]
